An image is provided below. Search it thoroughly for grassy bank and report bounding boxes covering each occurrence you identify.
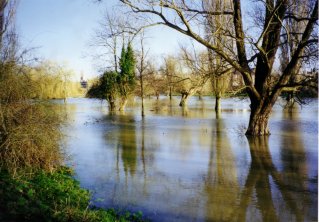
[0,167,144,222]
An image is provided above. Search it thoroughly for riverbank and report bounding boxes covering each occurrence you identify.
[0,166,144,222]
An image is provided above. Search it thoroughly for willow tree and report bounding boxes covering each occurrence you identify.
[118,43,136,111]
[119,0,318,135]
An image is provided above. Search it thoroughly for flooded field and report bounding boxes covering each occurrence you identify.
[62,96,318,222]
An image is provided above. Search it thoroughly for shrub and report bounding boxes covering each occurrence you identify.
[0,62,63,175]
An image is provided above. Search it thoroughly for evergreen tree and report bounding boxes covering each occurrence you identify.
[118,43,136,110]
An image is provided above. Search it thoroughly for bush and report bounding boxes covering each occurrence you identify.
[0,63,63,175]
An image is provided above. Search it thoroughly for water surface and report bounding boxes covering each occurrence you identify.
[63,97,318,222]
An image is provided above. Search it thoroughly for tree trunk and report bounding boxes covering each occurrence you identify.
[169,86,172,100]
[285,92,295,111]
[215,93,221,112]
[109,101,115,112]
[141,96,145,117]
[246,105,272,136]
[119,98,127,111]
[179,93,189,107]
[108,95,116,112]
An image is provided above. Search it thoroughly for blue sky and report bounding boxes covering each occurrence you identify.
[16,0,191,80]
[16,0,106,80]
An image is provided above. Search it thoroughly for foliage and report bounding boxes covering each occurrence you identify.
[86,71,118,110]
[118,44,136,98]
[100,71,119,100]
[87,44,136,111]
[0,167,145,222]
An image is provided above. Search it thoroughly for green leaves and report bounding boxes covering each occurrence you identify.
[118,43,136,97]
[87,43,136,111]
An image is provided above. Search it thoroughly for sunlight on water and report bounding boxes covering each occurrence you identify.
[62,96,318,222]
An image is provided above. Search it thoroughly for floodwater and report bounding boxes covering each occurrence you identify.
[62,96,318,222]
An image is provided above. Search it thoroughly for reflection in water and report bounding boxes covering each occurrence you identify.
[117,115,137,176]
[63,98,318,222]
[205,117,239,221]
[280,109,316,221]
[236,135,317,222]
[238,137,280,222]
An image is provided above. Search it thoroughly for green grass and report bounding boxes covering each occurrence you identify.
[0,167,145,222]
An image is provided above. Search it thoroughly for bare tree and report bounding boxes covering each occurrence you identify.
[136,31,151,117]
[119,0,318,135]
[162,55,180,100]
[177,44,211,107]
[91,11,123,72]
[279,0,318,109]
[205,0,234,112]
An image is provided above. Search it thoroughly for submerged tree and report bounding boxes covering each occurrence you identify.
[205,0,234,112]
[87,71,118,111]
[136,32,154,117]
[120,0,318,135]
[177,45,211,107]
[161,55,180,100]
[118,43,136,111]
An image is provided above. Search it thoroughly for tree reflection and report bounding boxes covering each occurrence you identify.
[235,135,314,221]
[238,137,280,222]
[280,109,307,188]
[280,109,316,221]
[205,117,239,221]
[117,114,137,176]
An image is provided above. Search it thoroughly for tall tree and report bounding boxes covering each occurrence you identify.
[118,43,136,111]
[279,0,317,109]
[136,32,153,117]
[120,0,318,135]
[205,0,233,112]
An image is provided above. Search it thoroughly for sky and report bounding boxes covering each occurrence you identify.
[16,0,192,80]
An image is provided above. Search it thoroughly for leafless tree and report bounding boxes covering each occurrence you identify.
[279,0,318,109]
[119,0,318,135]
[177,44,211,107]
[162,55,180,100]
[90,11,124,72]
[136,31,153,117]
[205,0,234,112]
